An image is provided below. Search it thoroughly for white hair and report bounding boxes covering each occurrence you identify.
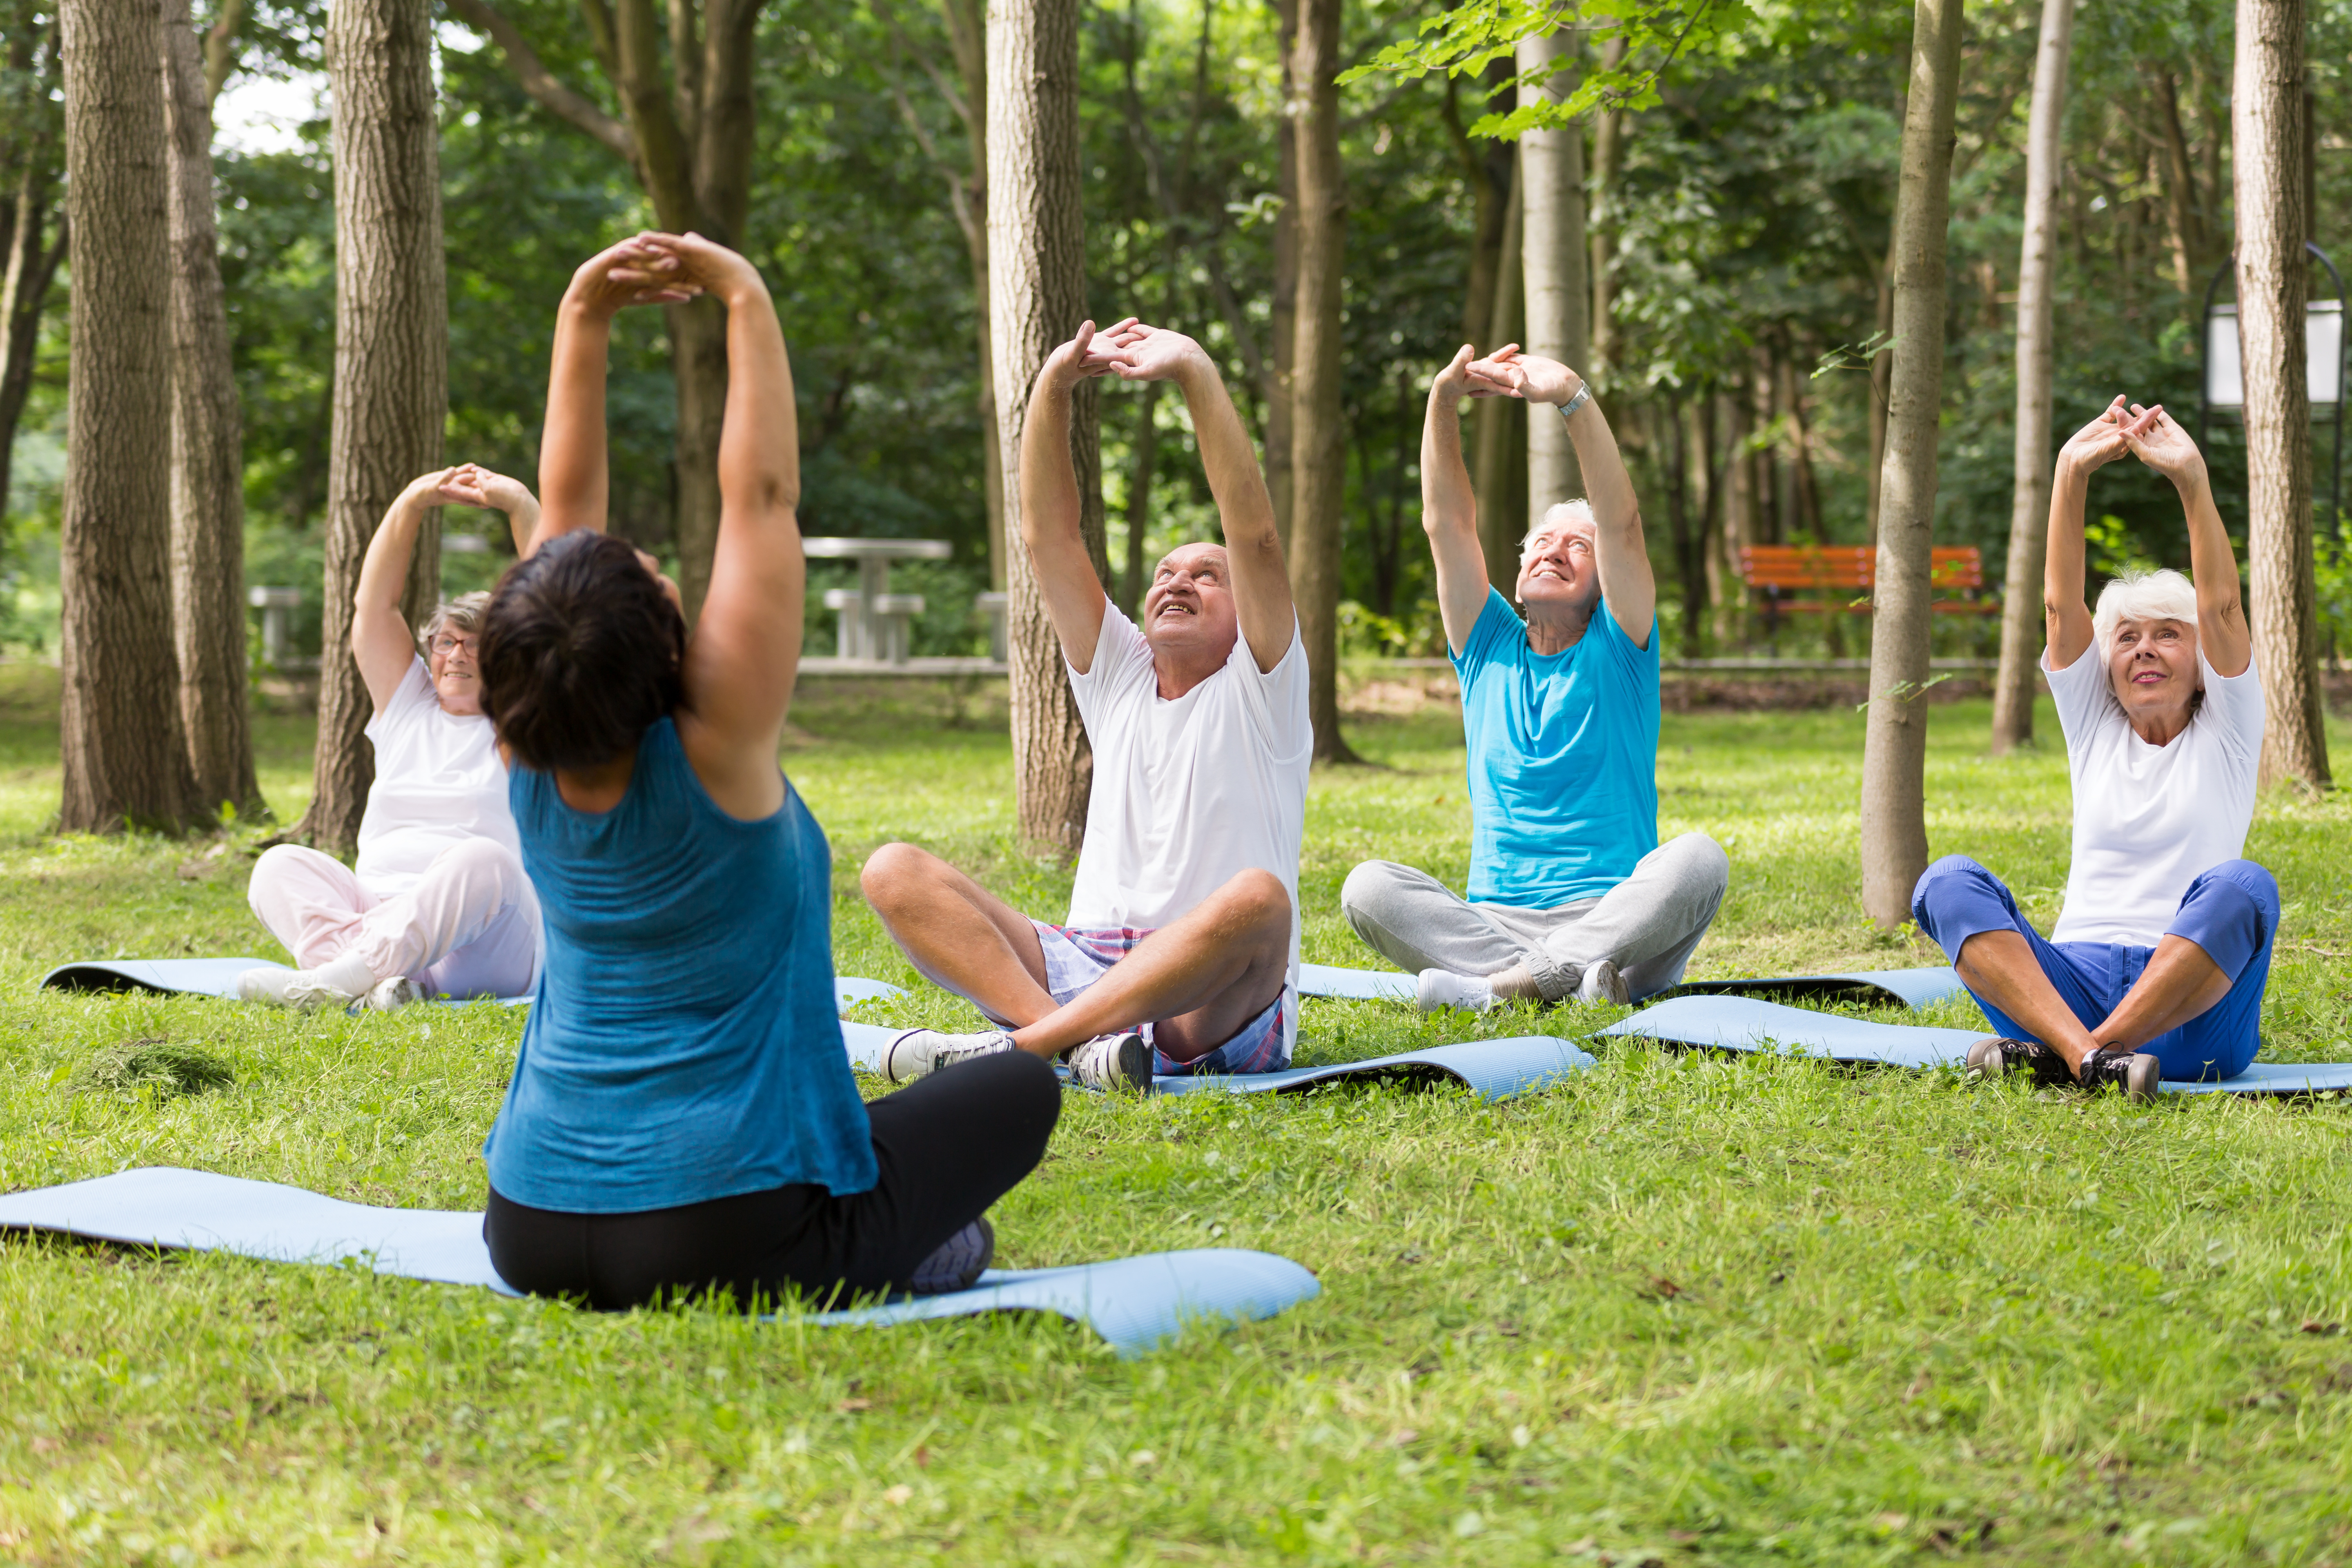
[1521,500,1595,559]
[2091,567,2198,657]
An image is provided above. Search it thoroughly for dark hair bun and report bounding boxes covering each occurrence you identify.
[477,532,687,772]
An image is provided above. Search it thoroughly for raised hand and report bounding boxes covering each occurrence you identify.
[439,463,536,515]
[2119,403,2209,492]
[1429,344,1482,404]
[2056,394,2133,475]
[1036,319,1135,394]
[565,234,699,318]
[629,231,766,308]
[1100,320,1206,384]
[1465,344,1586,405]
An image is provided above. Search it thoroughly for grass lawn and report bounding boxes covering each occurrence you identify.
[2,665,2351,1565]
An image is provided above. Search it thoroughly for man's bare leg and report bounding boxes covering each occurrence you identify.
[1957,929,2228,1077]
[860,843,1057,1028]
[1009,870,1293,1062]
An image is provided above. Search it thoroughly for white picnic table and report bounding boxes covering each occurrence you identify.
[803,537,952,663]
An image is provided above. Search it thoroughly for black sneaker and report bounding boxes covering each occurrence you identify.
[2077,1047,2162,1104]
[1964,1036,2071,1086]
[909,1216,995,1294]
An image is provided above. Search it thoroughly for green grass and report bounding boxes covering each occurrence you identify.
[3,665,2352,1564]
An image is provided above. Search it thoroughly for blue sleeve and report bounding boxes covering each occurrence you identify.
[1448,587,1521,689]
[1594,597,1659,688]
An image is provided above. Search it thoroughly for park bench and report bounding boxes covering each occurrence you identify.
[1737,544,1992,615]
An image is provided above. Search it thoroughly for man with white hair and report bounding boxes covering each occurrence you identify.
[1341,344,1728,1011]
[1913,396,2276,1101]
[860,318,1307,1091]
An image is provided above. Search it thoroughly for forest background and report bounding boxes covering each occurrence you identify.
[0,0,2347,677]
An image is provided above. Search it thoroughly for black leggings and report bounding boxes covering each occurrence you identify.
[484,1049,1061,1311]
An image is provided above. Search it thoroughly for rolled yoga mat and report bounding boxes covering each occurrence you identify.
[40,958,902,1016]
[1298,962,1966,1010]
[1595,993,2352,1096]
[0,1167,1320,1359]
[840,1021,1592,1102]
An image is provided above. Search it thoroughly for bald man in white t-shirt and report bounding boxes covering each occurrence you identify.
[862,319,1310,1094]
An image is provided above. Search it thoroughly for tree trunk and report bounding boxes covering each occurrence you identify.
[1474,161,1523,586]
[938,0,1004,589]
[666,295,727,616]
[1119,379,1163,614]
[1266,0,1299,551]
[300,0,447,854]
[1588,33,1625,380]
[1287,0,1351,762]
[1862,252,1894,544]
[58,0,198,833]
[2235,0,2330,790]
[1991,0,2074,756]
[1859,0,1964,927]
[161,0,260,821]
[989,0,1106,853]
[1519,24,1586,511]
[0,151,65,525]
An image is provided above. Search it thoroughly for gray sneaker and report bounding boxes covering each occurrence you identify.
[881,1027,1017,1084]
[909,1216,995,1294]
[1064,1030,1153,1093]
[364,975,429,1012]
[1576,959,1629,1006]
[2078,1047,2163,1104]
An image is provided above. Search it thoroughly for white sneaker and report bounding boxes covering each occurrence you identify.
[882,1028,1018,1083]
[1416,968,1495,1014]
[365,975,429,1012]
[1576,959,1629,1006]
[1064,1031,1152,1093]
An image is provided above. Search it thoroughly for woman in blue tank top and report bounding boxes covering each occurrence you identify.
[471,233,1059,1309]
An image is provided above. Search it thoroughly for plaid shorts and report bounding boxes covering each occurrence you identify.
[980,921,1291,1076]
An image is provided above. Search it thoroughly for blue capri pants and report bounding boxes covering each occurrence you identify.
[1909,855,2277,1082]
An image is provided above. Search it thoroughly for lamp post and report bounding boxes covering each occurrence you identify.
[2199,241,2346,534]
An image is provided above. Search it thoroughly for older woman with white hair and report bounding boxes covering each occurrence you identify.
[1913,397,2275,1101]
[239,466,546,1011]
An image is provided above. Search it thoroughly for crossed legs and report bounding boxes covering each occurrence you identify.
[860,843,1290,1064]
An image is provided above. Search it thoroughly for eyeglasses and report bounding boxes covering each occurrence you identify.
[430,633,479,657]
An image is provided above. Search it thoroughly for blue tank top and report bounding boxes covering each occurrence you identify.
[481,717,877,1212]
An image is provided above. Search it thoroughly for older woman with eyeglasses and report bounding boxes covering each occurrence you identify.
[240,466,545,1011]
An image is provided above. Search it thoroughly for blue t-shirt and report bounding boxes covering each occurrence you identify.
[482,718,877,1213]
[1452,587,1661,907]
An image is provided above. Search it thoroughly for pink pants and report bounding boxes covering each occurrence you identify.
[247,840,542,1000]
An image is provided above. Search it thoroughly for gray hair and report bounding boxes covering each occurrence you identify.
[2091,567,2197,657]
[419,590,492,653]
[1521,500,1595,559]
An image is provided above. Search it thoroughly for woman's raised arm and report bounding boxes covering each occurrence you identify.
[353,469,460,714]
[2122,405,2251,678]
[2042,394,2132,671]
[637,234,802,821]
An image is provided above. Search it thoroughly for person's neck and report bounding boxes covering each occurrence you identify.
[555,746,639,814]
[2127,706,2192,747]
[1523,600,1594,657]
[1152,645,1228,700]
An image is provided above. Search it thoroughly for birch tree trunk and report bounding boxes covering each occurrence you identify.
[162,0,260,820]
[1266,0,1299,550]
[299,0,447,853]
[1587,33,1625,380]
[1990,0,2075,756]
[1287,0,1352,761]
[1858,0,1964,927]
[1519,24,1586,511]
[2235,0,2329,789]
[58,0,198,833]
[989,0,1106,853]
[940,0,1005,589]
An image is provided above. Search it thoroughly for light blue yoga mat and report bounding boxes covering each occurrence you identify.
[840,1022,1591,1101]
[39,958,902,1017]
[0,1168,1319,1359]
[1598,994,2352,1096]
[1667,966,1967,1009]
[1298,961,1966,1010]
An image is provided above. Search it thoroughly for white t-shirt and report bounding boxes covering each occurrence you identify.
[354,657,524,898]
[2045,642,2264,947]
[1065,601,1313,1048]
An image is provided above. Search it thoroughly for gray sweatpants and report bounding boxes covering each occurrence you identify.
[1340,832,1730,1002]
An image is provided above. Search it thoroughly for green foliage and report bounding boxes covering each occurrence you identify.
[1341,0,1760,134]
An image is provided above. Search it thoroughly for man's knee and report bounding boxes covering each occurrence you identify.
[1911,855,1998,927]
[1659,832,1730,898]
[1339,860,1410,929]
[1218,868,1292,930]
[859,842,940,911]
[2203,859,2281,921]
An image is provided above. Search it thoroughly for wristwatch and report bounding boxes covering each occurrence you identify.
[1557,383,1592,419]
